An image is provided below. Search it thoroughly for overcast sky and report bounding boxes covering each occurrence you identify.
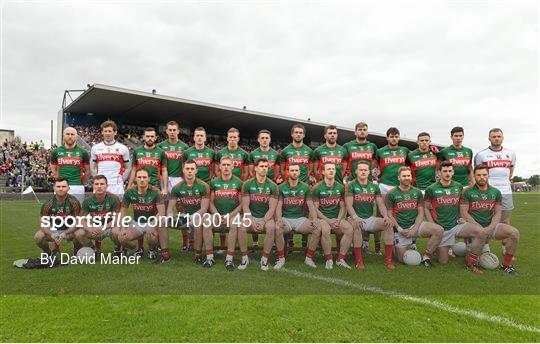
[1,1,538,177]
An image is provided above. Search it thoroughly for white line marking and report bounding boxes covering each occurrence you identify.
[281,268,540,334]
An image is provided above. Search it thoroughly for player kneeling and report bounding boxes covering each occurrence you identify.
[386,167,444,267]
[424,162,487,273]
[239,158,279,271]
[209,156,243,271]
[312,163,353,269]
[345,162,395,269]
[34,178,82,258]
[118,168,165,259]
[75,175,123,256]
[167,160,210,265]
[461,165,520,274]
[275,163,321,269]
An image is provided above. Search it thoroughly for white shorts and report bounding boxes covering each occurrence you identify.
[378,183,395,197]
[348,216,378,232]
[68,185,85,203]
[439,223,465,247]
[502,194,514,211]
[168,177,184,191]
[394,221,429,247]
[107,184,125,197]
[283,217,308,232]
[132,221,153,235]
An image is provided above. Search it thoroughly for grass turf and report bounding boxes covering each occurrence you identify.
[1,193,539,342]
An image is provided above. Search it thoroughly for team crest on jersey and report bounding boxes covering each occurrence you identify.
[457,152,463,157]
[224,184,228,190]
[146,152,150,157]
[404,194,410,200]
[482,194,487,200]
[445,190,451,195]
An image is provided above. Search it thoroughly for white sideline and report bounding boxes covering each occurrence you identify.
[281,268,540,334]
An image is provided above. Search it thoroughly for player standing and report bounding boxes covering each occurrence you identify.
[34,178,82,257]
[424,162,487,273]
[312,125,348,184]
[157,121,190,251]
[239,158,279,271]
[375,127,410,197]
[50,127,91,203]
[209,155,244,271]
[90,120,131,197]
[249,129,281,182]
[386,167,444,267]
[438,127,473,186]
[275,164,321,269]
[312,163,354,269]
[167,160,210,265]
[129,127,168,195]
[345,162,395,269]
[408,132,438,192]
[119,168,164,259]
[183,127,215,184]
[460,165,519,274]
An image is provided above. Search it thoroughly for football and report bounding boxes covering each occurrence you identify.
[76,247,96,260]
[403,249,422,266]
[452,242,467,257]
[479,252,500,270]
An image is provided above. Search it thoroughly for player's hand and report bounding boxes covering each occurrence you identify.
[403,229,414,238]
[54,234,64,246]
[330,219,339,229]
[161,188,168,197]
[383,216,392,228]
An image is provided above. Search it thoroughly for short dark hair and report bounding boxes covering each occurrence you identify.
[291,124,305,134]
[356,160,371,169]
[184,159,197,167]
[53,177,69,185]
[166,121,179,129]
[474,165,489,174]
[93,175,108,184]
[144,127,156,134]
[438,161,453,171]
[397,166,411,176]
[100,120,117,131]
[386,127,400,137]
[451,126,464,135]
[194,126,206,133]
[324,125,337,134]
[135,167,150,176]
[227,127,240,135]
[417,132,430,139]
[254,157,269,166]
[288,163,300,170]
[258,129,271,137]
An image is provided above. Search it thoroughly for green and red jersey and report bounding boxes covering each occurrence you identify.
[343,140,378,179]
[424,181,463,230]
[50,146,89,185]
[40,195,81,230]
[312,181,345,219]
[461,184,502,227]
[345,180,381,219]
[376,145,410,186]
[280,143,313,184]
[249,147,280,181]
[132,146,167,187]
[82,193,121,219]
[216,146,250,180]
[157,140,189,178]
[312,144,348,183]
[183,146,215,183]
[242,178,278,218]
[123,186,162,223]
[279,180,311,219]
[438,146,473,186]
[408,149,438,190]
[171,178,210,215]
[385,186,423,229]
[210,176,243,214]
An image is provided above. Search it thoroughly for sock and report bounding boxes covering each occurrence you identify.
[338,253,346,261]
[226,251,234,262]
[241,251,248,262]
[306,248,315,259]
[467,253,479,267]
[220,234,226,248]
[277,250,285,259]
[385,244,394,261]
[162,249,171,260]
[324,253,333,261]
[94,240,102,252]
[502,253,514,267]
[354,247,363,264]
[53,242,60,252]
[137,238,144,251]
[182,231,189,247]
[423,251,432,260]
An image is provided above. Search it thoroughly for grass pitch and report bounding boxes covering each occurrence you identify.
[1,193,539,342]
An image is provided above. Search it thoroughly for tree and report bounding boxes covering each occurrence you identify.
[512,176,524,183]
[528,175,539,187]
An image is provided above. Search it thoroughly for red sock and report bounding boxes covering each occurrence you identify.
[338,253,346,261]
[241,251,248,257]
[137,238,144,251]
[206,248,214,255]
[53,242,60,252]
[467,253,479,267]
[277,250,285,259]
[182,231,189,247]
[385,244,394,261]
[306,248,315,258]
[324,253,333,261]
[220,234,226,247]
[162,250,171,260]
[423,251,432,258]
[503,253,514,267]
[94,240,102,252]
[354,247,363,264]
[262,251,270,258]
[226,250,235,257]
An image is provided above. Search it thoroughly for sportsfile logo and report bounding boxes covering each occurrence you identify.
[449,157,470,166]
[165,151,183,160]
[96,153,123,162]
[137,157,159,166]
[485,160,512,168]
[288,156,309,164]
[434,195,460,206]
[469,200,496,211]
[319,196,340,206]
[57,157,82,166]
[350,151,374,160]
[353,193,375,203]
[412,158,437,168]
[283,196,305,206]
